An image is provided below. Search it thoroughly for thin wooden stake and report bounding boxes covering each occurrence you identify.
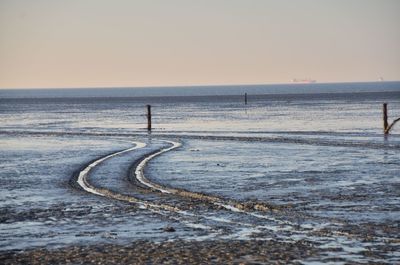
[245,93,247,105]
[147,105,152,131]
[383,103,388,134]
[383,103,400,134]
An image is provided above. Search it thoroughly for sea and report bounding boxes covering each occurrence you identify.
[1,82,399,263]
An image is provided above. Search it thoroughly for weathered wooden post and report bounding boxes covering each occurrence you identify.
[245,93,248,105]
[147,105,152,131]
[383,103,400,134]
[383,103,388,134]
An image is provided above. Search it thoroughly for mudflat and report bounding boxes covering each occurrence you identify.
[0,239,319,265]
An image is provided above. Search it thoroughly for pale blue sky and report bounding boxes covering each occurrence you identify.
[0,0,399,88]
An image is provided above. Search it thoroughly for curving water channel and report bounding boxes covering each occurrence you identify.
[70,137,399,263]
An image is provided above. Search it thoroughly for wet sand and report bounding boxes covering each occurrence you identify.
[1,138,399,264]
[0,239,319,265]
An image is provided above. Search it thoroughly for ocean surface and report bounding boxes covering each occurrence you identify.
[1,82,399,263]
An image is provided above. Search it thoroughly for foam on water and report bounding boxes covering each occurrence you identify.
[77,141,147,196]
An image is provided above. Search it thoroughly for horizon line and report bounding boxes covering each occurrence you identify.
[0,80,398,90]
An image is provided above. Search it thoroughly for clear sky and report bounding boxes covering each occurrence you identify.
[0,0,399,89]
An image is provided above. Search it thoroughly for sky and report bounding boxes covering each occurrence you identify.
[0,0,399,89]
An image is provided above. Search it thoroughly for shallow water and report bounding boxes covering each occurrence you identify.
[0,88,399,263]
[150,139,400,222]
[0,136,198,250]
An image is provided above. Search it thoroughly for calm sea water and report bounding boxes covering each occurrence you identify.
[1,82,399,263]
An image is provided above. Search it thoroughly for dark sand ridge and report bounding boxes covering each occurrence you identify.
[1,130,399,151]
[0,240,320,264]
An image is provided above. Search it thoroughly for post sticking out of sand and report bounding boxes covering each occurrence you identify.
[383,103,388,134]
[147,105,152,131]
[245,93,248,105]
[383,103,400,135]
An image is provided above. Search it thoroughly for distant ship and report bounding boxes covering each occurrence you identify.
[291,78,317,83]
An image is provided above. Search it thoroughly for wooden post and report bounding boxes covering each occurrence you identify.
[147,105,152,131]
[383,102,400,134]
[383,103,388,134]
[245,93,247,105]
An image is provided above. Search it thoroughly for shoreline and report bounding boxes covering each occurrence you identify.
[0,239,319,265]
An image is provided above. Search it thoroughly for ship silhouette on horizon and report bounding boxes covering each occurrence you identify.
[291,78,317,83]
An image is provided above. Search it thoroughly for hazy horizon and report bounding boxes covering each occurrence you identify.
[1,0,399,89]
[1,81,399,99]
[1,80,399,91]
